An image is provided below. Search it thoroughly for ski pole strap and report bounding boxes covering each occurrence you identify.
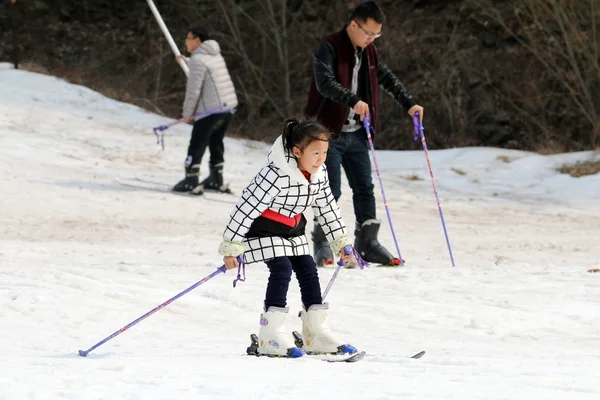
[232,255,246,288]
[351,247,369,270]
[152,103,236,150]
[153,123,179,150]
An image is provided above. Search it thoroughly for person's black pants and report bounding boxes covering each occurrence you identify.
[187,113,232,166]
[264,255,322,310]
[325,128,376,224]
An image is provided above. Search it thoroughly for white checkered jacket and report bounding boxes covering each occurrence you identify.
[221,135,348,264]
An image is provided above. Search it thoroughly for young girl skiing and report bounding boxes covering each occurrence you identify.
[218,118,359,358]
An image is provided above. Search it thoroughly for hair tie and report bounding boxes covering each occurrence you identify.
[286,119,299,131]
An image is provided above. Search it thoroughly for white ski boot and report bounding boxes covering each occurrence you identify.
[299,303,357,355]
[258,307,304,358]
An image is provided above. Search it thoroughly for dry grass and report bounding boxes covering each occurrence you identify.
[557,159,600,178]
[588,268,600,273]
[451,167,467,175]
[496,155,512,163]
[403,174,422,181]
[17,62,51,75]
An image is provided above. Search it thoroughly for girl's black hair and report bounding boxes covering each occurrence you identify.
[281,118,330,154]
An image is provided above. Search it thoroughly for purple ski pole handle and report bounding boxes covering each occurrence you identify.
[336,244,354,266]
[78,265,227,357]
[412,112,456,267]
[363,116,405,265]
[412,112,422,141]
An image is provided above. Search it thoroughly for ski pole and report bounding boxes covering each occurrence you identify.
[363,116,405,265]
[152,104,235,149]
[322,245,368,301]
[78,259,240,357]
[412,112,455,267]
[145,0,189,77]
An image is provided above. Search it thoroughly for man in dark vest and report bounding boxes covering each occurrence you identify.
[305,0,424,266]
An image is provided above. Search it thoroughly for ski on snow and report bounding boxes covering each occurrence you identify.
[246,333,365,363]
[133,175,234,195]
[245,332,425,362]
[292,331,425,360]
[115,176,237,203]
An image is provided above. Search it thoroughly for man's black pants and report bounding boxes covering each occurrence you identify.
[187,113,232,166]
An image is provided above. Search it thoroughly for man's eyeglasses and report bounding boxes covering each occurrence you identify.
[355,21,382,39]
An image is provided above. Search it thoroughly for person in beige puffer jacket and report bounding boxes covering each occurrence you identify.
[173,27,238,195]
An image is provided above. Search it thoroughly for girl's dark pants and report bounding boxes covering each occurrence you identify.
[264,255,322,310]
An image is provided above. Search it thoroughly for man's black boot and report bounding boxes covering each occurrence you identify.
[354,219,401,266]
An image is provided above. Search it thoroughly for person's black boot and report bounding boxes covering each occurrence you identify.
[173,164,202,194]
[200,163,222,189]
[354,219,401,266]
[311,223,334,267]
[199,163,232,193]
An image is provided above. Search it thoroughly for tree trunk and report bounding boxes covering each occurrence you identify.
[10,0,20,69]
